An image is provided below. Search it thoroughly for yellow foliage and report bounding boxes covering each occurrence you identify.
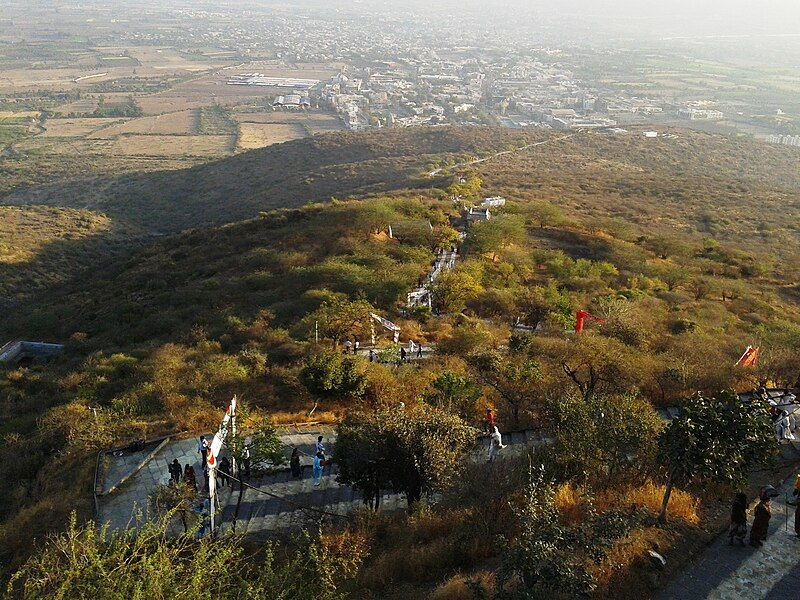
[431,571,495,600]
[590,527,671,588]
[554,483,586,526]
[597,481,700,525]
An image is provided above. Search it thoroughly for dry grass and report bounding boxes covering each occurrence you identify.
[597,481,700,526]
[269,410,339,426]
[431,571,495,600]
[237,123,306,150]
[108,134,232,157]
[0,206,113,264]
[358,508,492,591]
[590,526,672,590]
[554,483,586,526]
[89,110,196,137]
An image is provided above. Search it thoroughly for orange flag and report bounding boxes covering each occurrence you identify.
[735,346,759,367]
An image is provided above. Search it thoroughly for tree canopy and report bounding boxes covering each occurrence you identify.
[657,390,776,522]
[335,406,477,506]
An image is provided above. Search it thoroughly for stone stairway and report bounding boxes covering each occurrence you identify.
[216,428,549,538]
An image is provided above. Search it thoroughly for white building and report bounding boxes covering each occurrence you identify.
[481,196,507,208]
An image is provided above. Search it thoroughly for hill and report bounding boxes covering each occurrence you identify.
[4,126,800,596]
[3,126,800,308]
[2,127,539,234]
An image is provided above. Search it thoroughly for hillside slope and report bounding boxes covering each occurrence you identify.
[3,127,799,305]
[2,127,540,234]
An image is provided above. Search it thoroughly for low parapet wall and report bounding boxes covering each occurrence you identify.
[0,340,64,364]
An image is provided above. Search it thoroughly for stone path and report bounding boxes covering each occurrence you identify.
[96,427,545,537]
[657,462,800,599]
[426,133,576,177]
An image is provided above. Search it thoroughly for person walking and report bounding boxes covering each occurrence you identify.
[290,448,302,479]
[417,343,423,359]
[354,340,360,355]
[728,493,748,546]
[169,459,182,485]
[487,426,506,462]
[779,411,796,441]
[343,340,352,355]
[313,452,324,486]
[242,437,252,479]
[219,456,231,487]
[198,435,209,465]
[749,491,772,548]
[369,349,375,363]
[485,408,496,434]
[184,464,197,492]
[315,435,326,459]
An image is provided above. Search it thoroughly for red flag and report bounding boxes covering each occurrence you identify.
[735,346,759,367]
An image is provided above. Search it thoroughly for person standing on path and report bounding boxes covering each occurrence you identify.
[184,464,197,492]
[316,435,326,459]
[198,435,209,465]
[417,344,423,359]
[169,459,182,485]
[290,448,301,479]
[728,493,748,546]
[219,456,230,487]
[485,408,496,434]
[313,452,324,486]
[400,347,407,362]
[343,340,352,355]
[749,492,772,548]
[487,426,506,462]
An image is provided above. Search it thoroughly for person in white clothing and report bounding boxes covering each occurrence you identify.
[487,426,506,462]
[777,412,796,441]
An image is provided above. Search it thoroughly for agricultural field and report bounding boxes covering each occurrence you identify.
[237,123,306,149]
[233,111,343,150]
[40,118,123,138]
[0,111,40,147]
[108,134,234,158]
[136,61,340,116]
[88,110,197,138]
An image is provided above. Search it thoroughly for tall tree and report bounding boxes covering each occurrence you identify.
[424,371,482,421]
[464,215,526,261]
[335,406,477,507]
[303,297,373,345]
[658,390,776,523]
[469,350,544,428]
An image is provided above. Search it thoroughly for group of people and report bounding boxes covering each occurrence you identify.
[166,435,231,494]
[168,459,198,491]
[755,386,799,442]
[729,474,800,549]
[289,435,328,487]
[342,340,360,355]
[366,342,424,364]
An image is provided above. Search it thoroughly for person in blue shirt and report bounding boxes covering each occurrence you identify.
[313,451,324,487]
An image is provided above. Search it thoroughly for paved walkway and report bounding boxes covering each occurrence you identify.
[657,465,800,600]
[96,427,545,537]
[426,133,575,177]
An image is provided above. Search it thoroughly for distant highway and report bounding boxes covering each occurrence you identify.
[426,132,576,177]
